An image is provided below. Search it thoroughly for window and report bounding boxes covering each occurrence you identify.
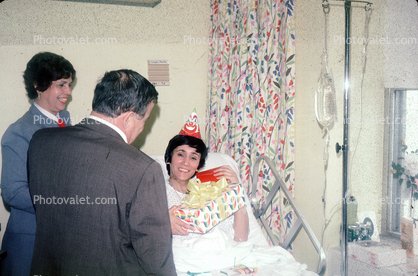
[385,89,418,235]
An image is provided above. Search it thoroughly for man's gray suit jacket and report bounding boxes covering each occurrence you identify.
[28,118,176,276]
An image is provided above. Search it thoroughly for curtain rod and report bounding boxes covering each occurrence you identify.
[325,0,373,7]
[331,0,372,4]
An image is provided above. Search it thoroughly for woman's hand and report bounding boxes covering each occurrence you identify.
[213,165,240,183]
[169,205,195,235]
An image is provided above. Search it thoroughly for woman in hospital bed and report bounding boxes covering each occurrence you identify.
[162,111,317,276]
[165,133,249,240]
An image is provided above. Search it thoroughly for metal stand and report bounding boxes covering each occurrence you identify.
[341,3,351,275]
[333,1,372,275]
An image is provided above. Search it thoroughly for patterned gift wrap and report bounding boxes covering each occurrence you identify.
[173,183,247,233]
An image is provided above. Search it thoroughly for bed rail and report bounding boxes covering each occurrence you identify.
[250,156,326,276]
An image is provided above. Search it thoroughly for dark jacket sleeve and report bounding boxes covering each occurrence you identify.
[129,161,177,275]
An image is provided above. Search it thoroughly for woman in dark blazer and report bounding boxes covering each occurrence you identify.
[0,52,76,275]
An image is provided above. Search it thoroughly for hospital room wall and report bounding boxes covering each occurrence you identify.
[0,0,210,245]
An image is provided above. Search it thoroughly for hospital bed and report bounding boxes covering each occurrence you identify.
[151,152,326,276]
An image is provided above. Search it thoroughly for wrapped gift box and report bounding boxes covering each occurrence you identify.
[173,182,247,233]
[414,224,418,257]
[400,216,418,257]
[195,166,222,183]
[401,216,414,257]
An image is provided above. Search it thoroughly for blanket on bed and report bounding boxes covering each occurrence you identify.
[173,225,318,276]
[172,193,318,276]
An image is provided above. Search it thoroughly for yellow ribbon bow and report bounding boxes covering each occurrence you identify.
[182,177,228,208]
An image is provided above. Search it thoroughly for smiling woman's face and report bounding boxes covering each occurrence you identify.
[169,145,201,182]
[37,77,73,115]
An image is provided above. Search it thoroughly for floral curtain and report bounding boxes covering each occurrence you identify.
[205,0,296,245]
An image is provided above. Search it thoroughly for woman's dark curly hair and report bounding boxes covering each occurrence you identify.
[164,134,208,176]
[23,52,76,100]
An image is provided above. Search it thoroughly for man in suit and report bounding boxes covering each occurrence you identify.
[27,69,176,275]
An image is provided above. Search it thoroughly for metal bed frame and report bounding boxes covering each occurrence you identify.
[250,156,326,276]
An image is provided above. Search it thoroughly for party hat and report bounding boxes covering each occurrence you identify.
[179,108,201,139]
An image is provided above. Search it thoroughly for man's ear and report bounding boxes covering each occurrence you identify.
[114,111,133,134]
[122,111,136,127]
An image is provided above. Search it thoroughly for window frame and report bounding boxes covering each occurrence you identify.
[383,88,417,237]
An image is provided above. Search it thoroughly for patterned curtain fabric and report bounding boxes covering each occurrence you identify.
[205,0,296,245]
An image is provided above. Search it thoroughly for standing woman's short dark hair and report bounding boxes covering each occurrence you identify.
[92,69,158,118]
[164,134,208,176]
[23,52,76,100]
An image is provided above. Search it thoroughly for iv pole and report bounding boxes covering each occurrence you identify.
[333,1,372,276]
[335,2,351,275]
[341,2,351,275]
